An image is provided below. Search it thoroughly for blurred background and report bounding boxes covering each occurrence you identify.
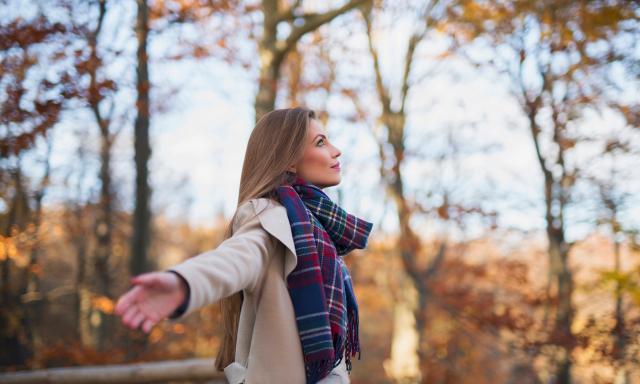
[1,0,639,383]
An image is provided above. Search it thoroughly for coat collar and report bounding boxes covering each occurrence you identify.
[250,197,298,277]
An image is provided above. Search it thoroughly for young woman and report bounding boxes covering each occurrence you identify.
[115,107,374,384]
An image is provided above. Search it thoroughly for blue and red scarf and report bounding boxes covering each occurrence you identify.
[275,176,373,383]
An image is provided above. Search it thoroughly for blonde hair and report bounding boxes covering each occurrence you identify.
[214,106,316,371]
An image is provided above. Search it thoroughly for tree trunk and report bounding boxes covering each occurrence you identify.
[131,0,152,277]
[528,109,574,384]
[70,182,98,349]
[612,227,629,383]
[254,44,283,122]
[87,0,115,351]
[129,0,152,357]
[383,283,422,383]
[19,140,52,367]
[93,125,115,351]
[0,160,33,367]
[548,235,573,384]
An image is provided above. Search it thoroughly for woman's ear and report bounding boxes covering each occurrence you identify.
[287,164,297,173]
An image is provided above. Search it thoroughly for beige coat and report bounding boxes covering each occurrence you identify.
[166,197,350,384]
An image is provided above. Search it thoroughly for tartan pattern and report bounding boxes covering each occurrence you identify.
[276,176,373,383]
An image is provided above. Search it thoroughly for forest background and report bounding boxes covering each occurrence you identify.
[1,1,639,383]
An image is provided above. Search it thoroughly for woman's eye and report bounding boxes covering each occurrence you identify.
[317,139,325,146]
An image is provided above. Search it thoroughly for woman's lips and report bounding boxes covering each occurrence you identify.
[331,162,341,170]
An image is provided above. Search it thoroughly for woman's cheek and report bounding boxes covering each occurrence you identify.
[308,151,325,167]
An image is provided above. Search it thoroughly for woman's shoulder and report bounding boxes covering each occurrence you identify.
[236,196,297,270]
[248,197,282,211]
[241,197,283,212]
[234,197,283,229]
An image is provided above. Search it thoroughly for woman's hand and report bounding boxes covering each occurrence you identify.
[115,271,188,333]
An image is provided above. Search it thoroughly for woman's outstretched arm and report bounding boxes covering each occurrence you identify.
[114,201,272,331]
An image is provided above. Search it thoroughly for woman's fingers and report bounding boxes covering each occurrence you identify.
[121,303,157,332]
[122,306,141,328]
[115,285,143,316]
[142,318,155,334]
[130,311,147,330]
[131,272,161,288]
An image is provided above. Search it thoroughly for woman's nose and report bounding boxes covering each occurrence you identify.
[332,144,341,158]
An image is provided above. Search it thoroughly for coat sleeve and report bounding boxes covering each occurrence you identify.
[164,200,273,320]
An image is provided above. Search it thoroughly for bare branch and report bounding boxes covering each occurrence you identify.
[278,0,370,55]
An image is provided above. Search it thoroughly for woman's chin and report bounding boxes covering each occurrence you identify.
[315,178,340,189]
[327,177,341,188]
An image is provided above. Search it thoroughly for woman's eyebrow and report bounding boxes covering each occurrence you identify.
[314,134,327,141]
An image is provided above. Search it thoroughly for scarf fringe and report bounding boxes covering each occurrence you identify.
[306,329,358,383]
[307,357,335,383]
[307,344,339,384]
[345,306,361,372]
[333,333,346,369]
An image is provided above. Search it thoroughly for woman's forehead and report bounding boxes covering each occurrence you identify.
[308,119,327,135]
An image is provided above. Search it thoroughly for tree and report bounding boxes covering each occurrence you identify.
[358,2,448,378]
[587,130,640,383]
[0,5,79,367]
[443,1,640,382]
[254,0,371,120]
[343,0,504,380]
[62,0,124,351]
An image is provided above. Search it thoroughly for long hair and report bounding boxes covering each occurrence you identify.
[214,107,316,371]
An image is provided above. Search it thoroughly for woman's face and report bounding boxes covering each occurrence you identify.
[288,119,342,189]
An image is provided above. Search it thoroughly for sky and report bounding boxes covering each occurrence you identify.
[10,1,640,249]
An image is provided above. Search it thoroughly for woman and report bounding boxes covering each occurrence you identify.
[115,107,374,384]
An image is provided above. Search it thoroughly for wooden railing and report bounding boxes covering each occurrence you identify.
[0,358,227,383]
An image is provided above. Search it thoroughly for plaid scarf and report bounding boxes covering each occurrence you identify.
[275,175,373,383]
